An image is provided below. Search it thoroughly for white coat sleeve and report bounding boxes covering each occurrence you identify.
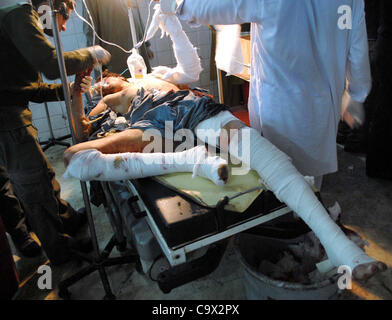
[346,0,371,103]
[177,0,264,25]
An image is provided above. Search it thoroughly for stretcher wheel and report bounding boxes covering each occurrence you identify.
[157,274,171,294]
[149,256,170,281]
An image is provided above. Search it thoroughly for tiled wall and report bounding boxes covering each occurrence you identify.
[32,0,218,142]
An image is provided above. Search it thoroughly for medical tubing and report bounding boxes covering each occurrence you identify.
[137,0,154,49]
[74,3,133,54]
[79,0,103,99]
[81,0,96,45]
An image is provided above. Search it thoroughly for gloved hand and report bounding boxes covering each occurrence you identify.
[160,12,183,37]
[86,45,111,65]
[341,91,365,129]
[145,4,183,40]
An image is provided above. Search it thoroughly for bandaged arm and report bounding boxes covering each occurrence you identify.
[150,6,202,84]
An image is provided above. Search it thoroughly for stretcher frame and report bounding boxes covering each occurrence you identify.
[53,12,295,297]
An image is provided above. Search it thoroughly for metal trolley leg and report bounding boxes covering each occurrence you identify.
[47,0,139,300]
[58,181,140,300]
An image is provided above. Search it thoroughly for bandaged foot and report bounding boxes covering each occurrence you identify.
[63,145,228,186]
[191,146,229,186]
[235,129,385,280]
[352,261,387,281]
[196,111,386,281]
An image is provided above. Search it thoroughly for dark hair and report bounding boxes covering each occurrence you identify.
[32,0,75,11]
[99,69,127,82]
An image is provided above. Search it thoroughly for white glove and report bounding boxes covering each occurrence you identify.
[160,0,178,14]
[145,4,183,40]
[160,13,183,37]
[87,45,111,65]
[342,91,365,129]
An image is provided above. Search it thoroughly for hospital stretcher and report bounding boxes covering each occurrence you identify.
[102,175,312,294]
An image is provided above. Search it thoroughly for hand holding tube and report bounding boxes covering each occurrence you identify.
[69,76,93,94]
[80,76,93,93]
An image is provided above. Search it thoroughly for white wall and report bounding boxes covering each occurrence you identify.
[32,0,218,142]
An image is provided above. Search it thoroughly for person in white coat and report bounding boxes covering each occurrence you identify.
[159,0,371,190]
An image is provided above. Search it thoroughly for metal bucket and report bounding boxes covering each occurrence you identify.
[234,233,338,300]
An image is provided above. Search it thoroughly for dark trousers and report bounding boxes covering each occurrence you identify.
[0,165,29,243]
[0,124,79,265]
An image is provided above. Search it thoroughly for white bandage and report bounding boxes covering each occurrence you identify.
[195,110,240,147]
[63,146,227,186]
[197,112,376,271]
[147,5,202,85]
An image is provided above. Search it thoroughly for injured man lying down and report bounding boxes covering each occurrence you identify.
[63,7,386,282]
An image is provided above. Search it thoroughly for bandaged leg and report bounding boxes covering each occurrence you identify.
[196,111,385,279]
[63,145,228,186]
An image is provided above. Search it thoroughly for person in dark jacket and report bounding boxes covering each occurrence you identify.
[0,0,111,265]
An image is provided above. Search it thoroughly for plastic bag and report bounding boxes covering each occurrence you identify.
[127,48,147,80]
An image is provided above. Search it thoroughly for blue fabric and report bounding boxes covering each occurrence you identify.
[88,88,227,140]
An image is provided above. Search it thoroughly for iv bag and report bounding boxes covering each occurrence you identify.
[215,25,244,76]
[127,49,147,80]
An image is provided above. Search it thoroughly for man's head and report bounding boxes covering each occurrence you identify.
[94,70,129,96]
[33,0,75,34]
